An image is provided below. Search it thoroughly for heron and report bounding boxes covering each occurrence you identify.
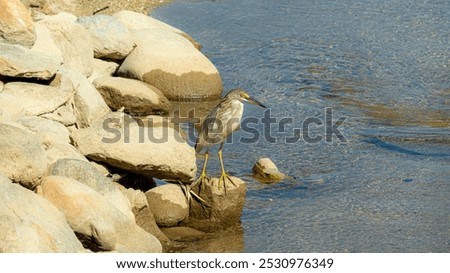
[189,88,266,195]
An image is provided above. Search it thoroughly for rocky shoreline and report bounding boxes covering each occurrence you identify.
[0,0,248,253]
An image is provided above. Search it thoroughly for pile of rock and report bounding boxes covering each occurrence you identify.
[0,0,228,252]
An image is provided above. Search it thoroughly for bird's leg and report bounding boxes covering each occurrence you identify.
[190,150,209,190]
[187,150,210,207]
[218,144,235,192]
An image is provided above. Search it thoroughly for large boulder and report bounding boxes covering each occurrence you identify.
[93,76,171,115]
[0,174,84,252]
[71,112,197,183]
[0,0,36,47]
[76,14,135,60]
[48,158,133,220]
[40,175,162,252]
[1,82,72,116]
[0,123,48,189]
[54,68,111,128]
[113,10,201,50]
[40,14,94,76]
[15,116,71,147]
[145,184,189,227]
[0,43,61,80]
[31,22,64,65]
[117,29,222,101]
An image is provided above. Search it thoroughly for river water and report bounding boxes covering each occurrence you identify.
[152,0,450,252]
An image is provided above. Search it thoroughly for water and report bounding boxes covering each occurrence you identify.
[153,0,450,252]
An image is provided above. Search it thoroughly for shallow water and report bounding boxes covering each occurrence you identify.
[153,0,450,252]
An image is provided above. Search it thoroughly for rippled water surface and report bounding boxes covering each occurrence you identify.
[153,0,450,252]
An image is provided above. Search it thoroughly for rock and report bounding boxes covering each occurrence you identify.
[93,76,171,115]
[77,14,135,60]
[40,175,162,252]
[0,43,61,79]
[146,184,189,227]
[252,158,285,183]
[160,226,206,242]
[71,112,197,183]
[1,82,72,116]
[88,58,119,82]
[0,0,36,47]
[185,176,247,231]
[113,10,201,50]
[0,174,84,252]
[41,0,80,17]
[0,123,48,189]
[31,22,64,65]
[40,101,77,126]
[117,185,171,246]
[15,116,70,147]
[117,29,222,101]
[41,15,94,76]
[49,158,133,220]
[45,143,88,165]
[54,68,111,128]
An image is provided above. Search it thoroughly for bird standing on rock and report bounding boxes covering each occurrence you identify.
[189,88,266,197]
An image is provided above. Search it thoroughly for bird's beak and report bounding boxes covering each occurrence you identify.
[246,96,266,108]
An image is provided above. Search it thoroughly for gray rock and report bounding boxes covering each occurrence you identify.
[40,175,162,252]
[185,176,247,231]
[0,174,84,252]
[252,157,285,183]
[0,123,48,189]
[77,14,135,60]
[93,76,171,115]
[41,15,94,76]
[49,158,133,220]
[0,0,36,48]
[71,112,197,183]
[1,82,72,117]
[117,29,222,101]
[146,184,189,227]
[0,43,61,79]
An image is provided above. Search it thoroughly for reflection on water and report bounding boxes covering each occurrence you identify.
[153,0,450,252]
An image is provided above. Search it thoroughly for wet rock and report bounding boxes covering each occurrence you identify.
[40,175,162,252]
[88,58,119,82]
[117,28,222,101]
[49,158,133,220]
[77,14,135,60]
[252,158,285,183]
[0,43,61,79]
[185,176,247,231]
[93,76,171,115]
[145,184,189,227]
[0,0,36,48]
[0,174,84,252]
[71,112,197,183]
[113,10,201,50]
[41,14,94,76]
[1,82,71,117]
[117,185,171,246]
[161,226,206,242]
[54,68,111,128]
[0,123,47,189]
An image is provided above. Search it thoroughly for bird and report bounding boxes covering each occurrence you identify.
[189,88,266,196]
